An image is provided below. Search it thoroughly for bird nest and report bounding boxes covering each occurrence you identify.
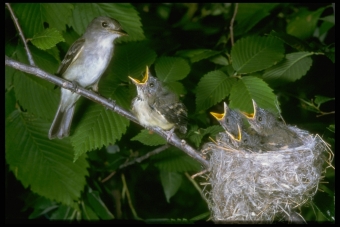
[201,126,334,223]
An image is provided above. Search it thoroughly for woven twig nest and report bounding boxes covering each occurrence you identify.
[201,126,333,223]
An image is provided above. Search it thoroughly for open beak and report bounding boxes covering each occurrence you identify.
[128,66,149,85]
[210,102,228,121]
[225,124,242,142]
[241,99,257,119]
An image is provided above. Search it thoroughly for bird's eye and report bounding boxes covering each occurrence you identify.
[258,116,262,122]
[226,118,229,123]
[150,83,154,87]
[102,22,108,28]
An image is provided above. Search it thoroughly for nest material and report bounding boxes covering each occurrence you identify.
[201,126,333,223]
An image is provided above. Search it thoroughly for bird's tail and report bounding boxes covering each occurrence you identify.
[48,104,75,139]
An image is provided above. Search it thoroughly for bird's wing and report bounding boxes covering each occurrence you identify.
[56,38,85,77]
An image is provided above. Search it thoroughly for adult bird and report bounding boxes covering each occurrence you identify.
[49,16,127,139]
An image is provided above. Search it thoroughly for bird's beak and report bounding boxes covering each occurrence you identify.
[128,66,149,85]
[241,99,257,119]
[210,102,228,121]
[225,124,242,142]
[116,29,128,36]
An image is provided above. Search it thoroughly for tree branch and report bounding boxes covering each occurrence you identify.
[5,56,209,169]
[6,3,36,66]
[230,3,238,47]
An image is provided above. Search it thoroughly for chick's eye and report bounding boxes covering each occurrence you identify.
[149,83,154,87]
[226,118,229,123]
[102,22,108,27]
[258,116,262,122]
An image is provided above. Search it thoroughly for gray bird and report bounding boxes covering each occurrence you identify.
[242,99,303,149]
[211,102,264,152]
[129,66,187,134]
[49,16,127,139]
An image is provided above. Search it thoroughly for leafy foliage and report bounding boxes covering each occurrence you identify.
[5,3,334,223]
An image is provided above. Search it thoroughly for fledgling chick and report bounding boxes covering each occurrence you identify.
[211,102,264,152]
[242,99,303,149]
[129,66,187,134]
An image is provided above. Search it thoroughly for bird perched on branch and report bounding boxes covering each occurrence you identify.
[129,66,187,135]
[211,102,264,152]
[49,16,127,139]
[242,99,303,149]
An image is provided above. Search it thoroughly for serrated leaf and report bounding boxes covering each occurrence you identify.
[86,189,114,220]
[186,125,224,148]
[229,76,278,114]
[287,7,326,40]
[165,81,186,96]
[31,28,65,50]
[71,103,129,161]
[69,3,144,42]
[196,70,237,111]
[12,3,73,38]
[160,171,182,203]
[269,30,313,52]
[235,3,278,36]
[262,52,313,86]
[110,41,157,82]
[231,36,285,74]
[155,57,190,82]
[6,110,89,207]
[175,49,220,63]
[131,129,167,146]
[152,148,202,172]
[314,95,334,106]
[13,45,59,120]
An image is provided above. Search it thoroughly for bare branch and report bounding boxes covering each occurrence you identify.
[119,144,170,169]
[230,3,238,47]
[5,3,36,66]
[5,56,209,169]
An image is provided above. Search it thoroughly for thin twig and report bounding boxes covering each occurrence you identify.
[119,144,170,169]
[6,3,36,66]
[5,56,210,169]
[121,173,141,220]
[101,144,170,183]
[185,172,209,204]
[230,3,238,47]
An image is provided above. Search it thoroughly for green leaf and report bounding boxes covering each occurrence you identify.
[69,3,144,42]
[196,70,237,111]
[86,188,114,220]
[11,3,73,38]
[231,36,285,74]
[160,171,183,203]
[235,3,278,36]
[262,52,313,86]
[327,124,334,133]
[229,76,278,114]
[81,202,100,220]
[31,28,65,50]
[50,205,80,220]
[27,196,58,219]
[131,129,167,146]
[155,56,190,82]
[269,30,313,52]
[110,41,157,82]
[286,7,326,40]
[314,95,334,106]
[5,89,16,120]
[165,81,186,96]
[152,147,202,172]
[175,49,220,63]
[187,125,224,148]
[6,110,89,207]
[71,103,129,161]
[209,54,229,66]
